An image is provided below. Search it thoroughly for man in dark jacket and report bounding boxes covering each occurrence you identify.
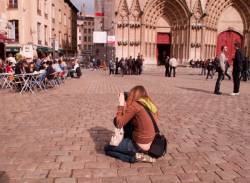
[164,56,170,77]
[231,42,243,96]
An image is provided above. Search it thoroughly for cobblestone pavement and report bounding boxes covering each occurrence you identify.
[0,67,250,183]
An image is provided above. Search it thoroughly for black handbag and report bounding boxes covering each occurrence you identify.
[138,102,168,158]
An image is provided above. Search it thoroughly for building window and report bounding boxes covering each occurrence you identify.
[88,45,91,50]
[8,0,18,9]
[37,22,41,44]
[9,20,19,42]
[59,9,62,23]
[79,36,81,41]
[59,32,62,47]
[84,45,87,50]
[37,0,42,15]
[84,29,87,34]
[88,22,91,26]
[44,25,48,45]
[88,29,91,34]
[88,36,91,42]
[44,0,48,18]
[52,4,55,23]
[64,14,67,26]
[64,34,67,43]
[84,36,87,42]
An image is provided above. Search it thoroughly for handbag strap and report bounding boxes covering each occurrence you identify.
[137,102,160,134]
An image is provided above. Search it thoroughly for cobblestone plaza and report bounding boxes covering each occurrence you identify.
[0,68,250,183]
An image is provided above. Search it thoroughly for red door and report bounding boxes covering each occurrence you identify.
[216,31,243,64]
[156,33,171,65]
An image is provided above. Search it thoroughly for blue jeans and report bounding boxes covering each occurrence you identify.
[104,138,139,163]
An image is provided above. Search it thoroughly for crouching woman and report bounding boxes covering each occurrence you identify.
[105,85,160,163]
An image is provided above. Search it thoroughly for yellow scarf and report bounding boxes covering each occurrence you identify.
[138,98,158,114]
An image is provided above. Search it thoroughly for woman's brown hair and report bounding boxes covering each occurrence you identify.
[126,85,152,106]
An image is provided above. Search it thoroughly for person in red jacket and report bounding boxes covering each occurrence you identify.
[5,62,14,73]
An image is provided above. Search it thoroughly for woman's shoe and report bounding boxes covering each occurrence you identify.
[135,153,156,163]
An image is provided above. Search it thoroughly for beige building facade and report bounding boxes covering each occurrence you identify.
[114,0,250,65]
[77,15,94,56]
[0,0,78,56]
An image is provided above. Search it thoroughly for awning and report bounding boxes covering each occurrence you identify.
[0,33,7,42]
[6,46,21,52]
[37,46,53,53]
[57,48,64,52]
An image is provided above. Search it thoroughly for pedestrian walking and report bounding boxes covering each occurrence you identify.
[231,42,243,96]
[164,56,170,77]
[214,46,227,95]
[169,57,178,77]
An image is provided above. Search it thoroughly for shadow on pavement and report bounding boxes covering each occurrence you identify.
[88,126,113,154]
[177,86,212,94]
[0,171,10,183]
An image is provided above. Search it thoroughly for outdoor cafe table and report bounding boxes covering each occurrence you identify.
[0,73,13,89]
[14,73,41,94]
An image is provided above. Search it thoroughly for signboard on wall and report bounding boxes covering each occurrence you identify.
[107,36,115,44]
[93,31,107,44]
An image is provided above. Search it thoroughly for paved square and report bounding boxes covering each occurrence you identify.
[0,67,250,183]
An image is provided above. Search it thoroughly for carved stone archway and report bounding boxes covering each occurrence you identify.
[114,0,250,64]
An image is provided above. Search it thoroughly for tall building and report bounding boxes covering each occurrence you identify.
[1,0,78,57]
[94,0,116,61]
[77,14,94,57]
[111,0,250,65]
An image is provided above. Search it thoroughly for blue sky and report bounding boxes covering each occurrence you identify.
[71,0,94,14]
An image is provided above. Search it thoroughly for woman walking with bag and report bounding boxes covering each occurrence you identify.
[105,86,167,163]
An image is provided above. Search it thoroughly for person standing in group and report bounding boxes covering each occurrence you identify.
[120,58,126,77]
[109,59,115,75]
[241,57,248,81]
[164,56,170,77]
[135,56,140,75]
[115,57,119,74]
[138,55,144,75]
[223,59,231,80]
[214,46,227,95]
[206,60,214,79]
[169,57,178,77]
[231,42,243,96]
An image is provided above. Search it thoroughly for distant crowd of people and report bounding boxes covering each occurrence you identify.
[108,55,144,76]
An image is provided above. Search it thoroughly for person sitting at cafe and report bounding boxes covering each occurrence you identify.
[5,62,14,74]
[59,59,68,78]
[0,59,4,73]
[46,61,56,80]
[14,61,25,74]
[70,60,81,78]
[52,59,63,73]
